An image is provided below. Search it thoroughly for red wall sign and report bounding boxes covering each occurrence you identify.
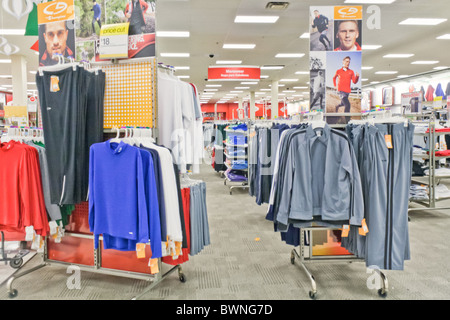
[208,66,261,81]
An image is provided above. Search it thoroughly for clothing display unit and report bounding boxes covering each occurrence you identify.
[5,58,209,300]
[223,122,249,194]
[409,113,450,213]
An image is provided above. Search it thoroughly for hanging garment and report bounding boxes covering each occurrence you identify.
[0,141,49,236]
[36,66,105,205]
[88,140,162,258]
[425,85,435,101]
[344,122,414,270]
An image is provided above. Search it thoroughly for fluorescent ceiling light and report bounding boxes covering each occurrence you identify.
[205,84,222,87]
[204,89,218,91]
[27,82,36,85]
[362,45,382,50]
[260,89,271,91]
[178,75,190,79]
[261,65,284,70]
[370,81,380,84]
[397,75,409,78]
[292,94,304,97]
[433,66,449,70]
[230,91,243,93]
[411,61,439,64]
[0,75,11,78]
[156,31,190,37]
[295,71,309,74]
[375,71,398,74]
[299,33,310,39]
[235,87,250,89]
[216,60,242,64]
[383,54,414,58]
[160,53,190,57]
[275,53,305,58]
[223,44,255,49]
[280,79,298,82]
[241,82,258,84]
[0,59,11,63]
[2,84,13,88]
[174,66,190,70]
[234,15,279,23]
[361,78,369,81]
[399,18,447,26]
[283,90,296,93]
[29,71,37,74]
[437,34,450,40]
[293,86,308,89]
[361,66,374,70]
[0,87,6,90]
[0,29,25,35]
[260,75,269,79]
[345,0,396,3]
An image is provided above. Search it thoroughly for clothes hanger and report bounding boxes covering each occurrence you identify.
[109,127,122,143]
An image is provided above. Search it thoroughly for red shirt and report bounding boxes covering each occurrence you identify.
[0,141,49,236]
[333,68,359,93]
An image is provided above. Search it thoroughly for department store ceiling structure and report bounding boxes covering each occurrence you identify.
[0,0,449,103]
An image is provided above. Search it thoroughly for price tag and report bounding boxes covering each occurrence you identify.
[99,23,130,60]
[341,225,350,238]
[385,135,393,149]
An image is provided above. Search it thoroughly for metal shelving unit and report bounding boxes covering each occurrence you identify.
[409,114,450,213]
[223,127,249,195]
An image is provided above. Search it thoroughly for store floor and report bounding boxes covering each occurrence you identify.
[1,164,450,300]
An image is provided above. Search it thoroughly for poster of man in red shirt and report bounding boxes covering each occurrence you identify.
[326,51,362,124]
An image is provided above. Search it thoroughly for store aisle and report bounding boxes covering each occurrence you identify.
[1,164,450,300]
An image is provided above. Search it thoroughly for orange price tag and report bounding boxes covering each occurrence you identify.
[149,258,159,274]
[50,76,60,92]
[385,135,393,149]
[358,219,369,236]
[136,243,146,259]
[341,225,350,238]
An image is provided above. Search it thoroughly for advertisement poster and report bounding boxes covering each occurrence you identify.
[402,92,422,114]
[310,5,363,125]
[75,0,156,62]
[4,106,28,127]
[37,0,76,66]
[38,0,156,65]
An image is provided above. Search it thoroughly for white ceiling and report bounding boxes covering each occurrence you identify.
[1,0,450,102]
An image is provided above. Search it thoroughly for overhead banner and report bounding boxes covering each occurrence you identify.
[208,66,261,81]
[309,5,363,124]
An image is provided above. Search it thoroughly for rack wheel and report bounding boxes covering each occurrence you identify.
[8,289,18,298]
[378,288,387,298]
[290,252,295,265]
[230,191,232,195]
[10,258,23,269]
[309,291,317,300]
[179,273,186,283]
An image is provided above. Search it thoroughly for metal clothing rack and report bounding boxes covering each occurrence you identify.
[6,58,188,300]
[290,226,389,300]
[409,113,450,213]
[5,233,185,299]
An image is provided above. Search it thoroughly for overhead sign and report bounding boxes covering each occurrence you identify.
[99,23,130,59]
[208,66,260,81]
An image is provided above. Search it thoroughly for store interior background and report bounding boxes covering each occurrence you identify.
[0,0,450,120]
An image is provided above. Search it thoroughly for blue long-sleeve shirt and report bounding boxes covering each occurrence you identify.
[93,4,101,20]
[89,140,155,253]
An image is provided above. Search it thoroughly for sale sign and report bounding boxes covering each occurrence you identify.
[208,66,261,81]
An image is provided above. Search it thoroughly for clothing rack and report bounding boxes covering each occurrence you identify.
[6,58,188,300]
[409,113,450,213]
[290,226,389,300]
[268,117,414,299]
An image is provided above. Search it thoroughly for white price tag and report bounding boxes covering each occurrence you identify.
[99,23,130,60]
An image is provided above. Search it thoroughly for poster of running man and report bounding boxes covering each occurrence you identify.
[309,5,363,125]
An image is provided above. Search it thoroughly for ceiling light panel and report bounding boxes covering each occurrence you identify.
[275,53,305,58]
[234,16,279,23]
[223,44,256,49]
[399,18,447,25]
[160,53,190,57]
[216,60,242,64]
[411,61,439,64]
[156,31,190,37]
[437,34,450,40]
[383,54,414,58]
